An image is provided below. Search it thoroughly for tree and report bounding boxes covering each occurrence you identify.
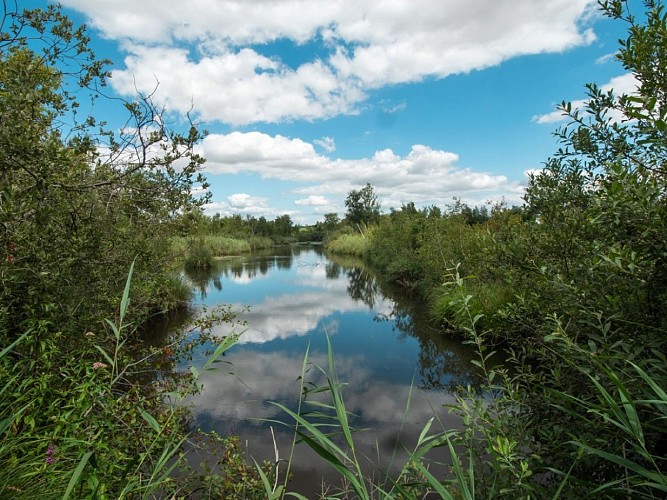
[521,0,667,328]
[0,4,209,335]
[273,214,294,237]
[488,1,667,493]
[322,212,340,231]
[344,183,381,226]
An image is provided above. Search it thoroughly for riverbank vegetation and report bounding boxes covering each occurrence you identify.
[171,210,304,269]
[321,1,667,496]
[0,5,266,497]
[3,0,666,498]
[324,230,369,257]
[173,234,274,269]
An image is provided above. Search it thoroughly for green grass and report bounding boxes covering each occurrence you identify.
[0,265,266,499]
[252,289,667,499]
[258,335,473,499]
[173,234,275,269]
[430,274,513,331]
[324,233,370,257]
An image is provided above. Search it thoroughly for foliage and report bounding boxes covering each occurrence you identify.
[365,203,514,330]
[0,266,266,499]
[0,3,209,337]
[342,1,667,496]
[324,232,370,257]
[364,206,431,290]
[264,336,474,499]
[322,212,341,231]
[344,183,381,228]
[172,234,274,270]
[0,4,269,498]
[179,212,299,242]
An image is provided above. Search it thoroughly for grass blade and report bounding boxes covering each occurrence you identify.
[63,451,94,500]
[138,407,161,433]
[119,258,136,323]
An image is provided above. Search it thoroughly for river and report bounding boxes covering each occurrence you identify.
[147,245,479,496]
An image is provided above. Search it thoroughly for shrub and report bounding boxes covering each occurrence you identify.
[324,232,370,257]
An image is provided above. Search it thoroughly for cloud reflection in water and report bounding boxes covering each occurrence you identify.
[173,246,476,494]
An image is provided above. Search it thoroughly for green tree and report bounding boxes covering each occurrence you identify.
[273,213,294,237]
[344,183,381,227]
[0,4,209,336]
[484,0,667,493]
[323,212,340,230]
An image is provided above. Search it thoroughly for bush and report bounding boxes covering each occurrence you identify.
[324,232,370,257]
[0,268,267,498]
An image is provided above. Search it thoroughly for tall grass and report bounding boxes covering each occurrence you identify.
[430,266,512,331]
[253,284,667,498]
[257,335,474,499]
[0,263,265,498]
[173,234,274,269]
[324,233,369,257]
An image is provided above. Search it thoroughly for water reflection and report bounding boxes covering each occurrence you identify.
[154,245,477,495]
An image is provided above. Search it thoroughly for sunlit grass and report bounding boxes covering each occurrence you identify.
[324,233,369,257]
[173,234,275,269]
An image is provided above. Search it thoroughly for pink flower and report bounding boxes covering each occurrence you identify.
[45,443,55,464]
[92,362,107,370]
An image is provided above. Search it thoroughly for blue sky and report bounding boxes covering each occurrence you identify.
[38,0,638,224]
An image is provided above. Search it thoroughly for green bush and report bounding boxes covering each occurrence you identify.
[324,232,370,257]
[0,268,267,498]
[184,239,216,270]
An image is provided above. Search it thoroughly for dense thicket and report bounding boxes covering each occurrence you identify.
[0,5,267,497]
[0,5,211,336]
[338,0,667,496]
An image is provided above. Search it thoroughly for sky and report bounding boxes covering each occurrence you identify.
[32,0,639,224]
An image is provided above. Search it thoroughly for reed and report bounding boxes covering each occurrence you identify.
[324,233,369,257]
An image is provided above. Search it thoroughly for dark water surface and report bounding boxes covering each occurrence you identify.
[147,245,478,496]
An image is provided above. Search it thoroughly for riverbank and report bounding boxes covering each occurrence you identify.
[323,202,667,496]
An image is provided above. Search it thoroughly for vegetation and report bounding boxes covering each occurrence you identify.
[0,4,209,334]
[324,231,370,257]
[172,234,274,270]
[177,211,299,243]
[345,183,381,229]
[0,4,266,497]
[3,0,666,497]
[315,1,667,496]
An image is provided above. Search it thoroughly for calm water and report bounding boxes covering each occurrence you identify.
[149,245,478,495]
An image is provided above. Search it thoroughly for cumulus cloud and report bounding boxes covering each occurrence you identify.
[62,0,598,125]
[294,195,330,206]
[314,136,336,152]
[228,193,264,208]
[533,72,638,124]
[203,192,283,217]
[198,131,523,216]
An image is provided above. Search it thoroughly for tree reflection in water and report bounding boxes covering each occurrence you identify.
[150,246,481,497]
[183,247,478,392]
[327,253,478,391]
[187,246,480,392]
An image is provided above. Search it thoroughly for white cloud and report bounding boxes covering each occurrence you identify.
[198,131,523,216]
[314,136,336,152]
[381,101,407,114]
[595,52,616,64]
[203,192,282,217]
[227,193,267,209]
[294,195,330,206]
[62,0,598,125]
[533,72,639,124]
